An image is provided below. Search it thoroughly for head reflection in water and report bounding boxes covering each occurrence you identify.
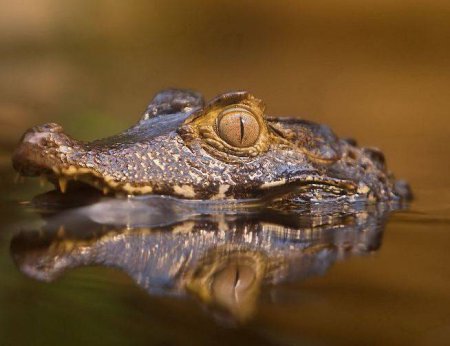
[10,191,396,323]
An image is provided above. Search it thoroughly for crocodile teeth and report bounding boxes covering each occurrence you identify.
[58,177,68,193]
[57,226,66,238]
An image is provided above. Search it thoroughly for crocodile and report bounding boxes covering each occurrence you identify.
[12,89,411,201]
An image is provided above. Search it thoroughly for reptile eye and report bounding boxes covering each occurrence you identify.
[217,109,260,148]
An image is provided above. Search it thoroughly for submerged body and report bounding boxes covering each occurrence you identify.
[12,89,411,201]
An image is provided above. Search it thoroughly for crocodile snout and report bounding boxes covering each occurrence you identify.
[12,123,75,177]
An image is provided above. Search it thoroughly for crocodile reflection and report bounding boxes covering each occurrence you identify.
[10,192,393,322]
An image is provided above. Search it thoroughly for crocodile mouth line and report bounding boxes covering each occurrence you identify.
[34,166,155,196]
[257,174,359,198]
[23,166,360,200]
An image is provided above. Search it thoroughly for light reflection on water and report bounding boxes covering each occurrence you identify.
[1,167,450,345]
[10,190,394,323]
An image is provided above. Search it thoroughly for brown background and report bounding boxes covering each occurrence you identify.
[0,2,450,345]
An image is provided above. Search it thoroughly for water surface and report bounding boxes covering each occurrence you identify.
[1,165,449,346]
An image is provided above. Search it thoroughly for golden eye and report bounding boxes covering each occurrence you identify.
[217,109,260,148]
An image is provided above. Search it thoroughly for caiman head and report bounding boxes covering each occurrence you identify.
[12,89,411,201]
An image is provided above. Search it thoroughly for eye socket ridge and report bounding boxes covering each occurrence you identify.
[216,106,261,148]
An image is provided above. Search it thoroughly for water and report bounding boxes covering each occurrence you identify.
[0,165,449,346]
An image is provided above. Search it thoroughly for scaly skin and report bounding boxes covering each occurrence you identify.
[12,89,411,201]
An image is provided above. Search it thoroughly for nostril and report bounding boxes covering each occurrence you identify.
[22,131,51,146]
[20,123,64,145]
[36,123,64,133]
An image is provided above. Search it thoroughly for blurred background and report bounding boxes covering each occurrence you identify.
[1,2,450,345]
[1,0,449,198]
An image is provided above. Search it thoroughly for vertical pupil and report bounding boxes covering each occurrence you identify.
[217,111,260,148]
[234,265,240,288]
[239,115,245,143]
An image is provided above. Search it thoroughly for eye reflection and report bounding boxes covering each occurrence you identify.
[217,109,260,148]
[211,263,256,303]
